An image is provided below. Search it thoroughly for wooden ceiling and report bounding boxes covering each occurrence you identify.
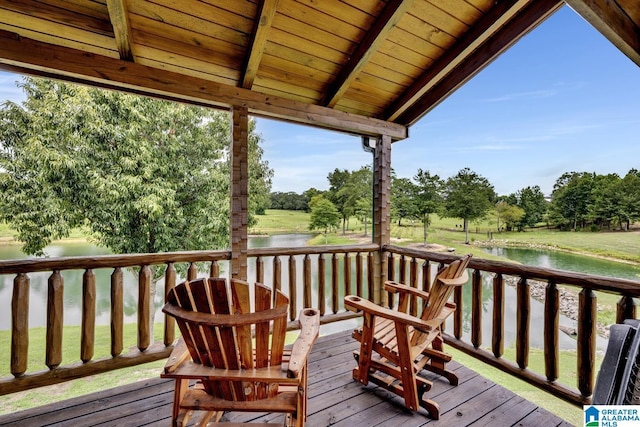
[0,0,638,139]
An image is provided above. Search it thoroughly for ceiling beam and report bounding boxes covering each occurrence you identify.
[565,0,640,66]
[106,0,134,62]
[395,0,563,126]
[0,31,407,140]
[322,0,414,108]
[241,0,279,89]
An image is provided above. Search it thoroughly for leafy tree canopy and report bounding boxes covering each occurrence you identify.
[0,77,272,255]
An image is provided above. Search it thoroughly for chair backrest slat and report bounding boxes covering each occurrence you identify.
[421,255,471,322]
[165,277,290,403]
[231,279,254,369]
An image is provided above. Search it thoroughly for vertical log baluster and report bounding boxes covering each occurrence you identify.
[111,268,124,357]
[355,252,363,297]
[210,260,219,278]
[256,255,264,284]
[272,256,281,293]
[138,265,151,352]
[516,276,530,369]
[344,252,351,297]
[46,270,63,369]
[11,273,29,376]
[453,285,462,338]
[367,253,374,301]
[332,254,339,313]
[544,280,559,382]
[422,260,431,293]
[187,262,197,281]
[318,254,326,316]
[409,257,418,316]
[81,269,96,363]
[288,255,297,321]
[303,254,312,309]
[471,269,482,349]
[163,264,176,347]
[387,253,395,307]
[578,288,597,398]
[492,273,504,358]
[617,295,636,324]
[399,255,406,284]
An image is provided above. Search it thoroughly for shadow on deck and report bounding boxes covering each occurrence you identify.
[0,330,572,426]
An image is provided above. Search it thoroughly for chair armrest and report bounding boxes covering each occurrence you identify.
[437,271,469,287]
[344,295,436,332]
[163,337,191,374]
[384,281,431,301]
[285,308,320,378]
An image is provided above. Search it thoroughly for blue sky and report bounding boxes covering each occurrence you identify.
[1,5,638,197]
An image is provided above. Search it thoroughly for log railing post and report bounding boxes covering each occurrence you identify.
[288,255,297,321]
[578,288,597,398]
[617,295,636,324]
[46,270,64,368]
[81,269,96,363]
[138,265,151,352]
[492,273,504,358]
[11,273,29,377]
[471,269,482,348]
[163,264,176,347]
[516,276,530,369]
[111,267,124,356]
[544,281,559,382]
[344,252,351,297]
[303,254,312,309]
[318,254,326,316]
[272,256,281,293]
[332,253,339,313]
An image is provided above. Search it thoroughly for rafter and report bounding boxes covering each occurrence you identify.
[393,0,563,126]
[565,0,640,66]
[241,0,279,89]
[322,0,414,108]
[106,0,134,61]
[0,31,406,140]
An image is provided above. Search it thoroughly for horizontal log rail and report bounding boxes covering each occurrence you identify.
[0,244,377,396]
[383,244,640,407]
[2,241,636,408]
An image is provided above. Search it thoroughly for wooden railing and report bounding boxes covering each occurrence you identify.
[2,242,638,407]
[0,244,376,395]
[384,244,640,406]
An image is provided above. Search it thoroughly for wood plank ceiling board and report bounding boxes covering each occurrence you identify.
[0,0,637,141]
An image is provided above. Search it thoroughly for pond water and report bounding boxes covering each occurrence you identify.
[481,246,640,281]
[0,234,316,331]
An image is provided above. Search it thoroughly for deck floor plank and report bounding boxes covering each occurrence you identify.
[0,330,572,427]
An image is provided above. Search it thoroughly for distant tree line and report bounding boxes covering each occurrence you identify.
[270,165,640,242]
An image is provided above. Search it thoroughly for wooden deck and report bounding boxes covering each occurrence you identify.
[0,330,572,426]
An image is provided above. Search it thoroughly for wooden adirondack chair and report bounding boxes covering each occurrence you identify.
[343,254,471,419]
[161,277,319,427]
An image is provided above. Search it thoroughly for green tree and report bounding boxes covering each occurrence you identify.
[308,196,340,243]
[412,169,443,245]
[391,176,417,226]
[550,172,595,230]
[616,170,640,230]
[327,168,352,234]
[514,186,547,229]
[443,168,495,244]
[0,77,273,256]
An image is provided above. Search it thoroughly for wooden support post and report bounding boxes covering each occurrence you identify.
[231,106,249,281]
[372,135,391,305]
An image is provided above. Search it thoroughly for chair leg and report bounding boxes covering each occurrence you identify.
[422,335,459,385]
[172,379,189,427]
